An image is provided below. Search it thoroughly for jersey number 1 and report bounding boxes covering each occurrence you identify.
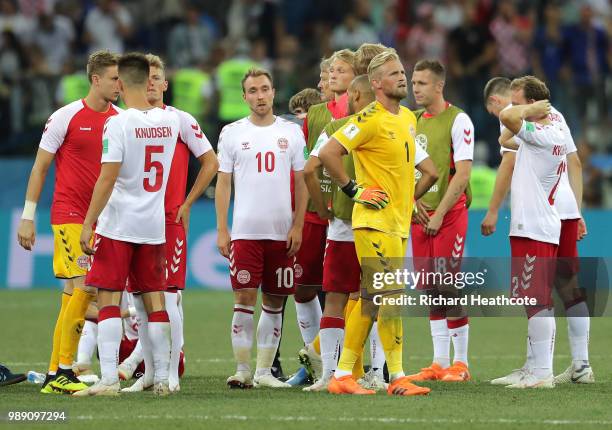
[144,145,164,192]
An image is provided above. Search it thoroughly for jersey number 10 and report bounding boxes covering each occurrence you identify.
[256,151,275,172]
[144,145,164,192]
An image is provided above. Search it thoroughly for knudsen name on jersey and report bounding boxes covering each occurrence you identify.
[134,126,173,139]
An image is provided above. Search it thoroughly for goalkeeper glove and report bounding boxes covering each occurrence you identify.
[341,179,389,209]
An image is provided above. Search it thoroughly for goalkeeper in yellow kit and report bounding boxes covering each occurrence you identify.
[318,51,438,396]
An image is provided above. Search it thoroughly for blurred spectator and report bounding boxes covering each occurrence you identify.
[404,3,447,66]
[273,35,300,110]
[0,30,28,137]
[29,12,75,75]
[577,140,604,207]
[227,0,280,57]
[434,0,464,32]
[489,1,532,77]
[55,60,89,107]
[469,143,496,209]
[26,44,55,126]
[562,4,609,125]
[83,0,132,54]
[167,5,216,69]
[330,12,378,50]
[0,0,34,41]
[378,4,409,49]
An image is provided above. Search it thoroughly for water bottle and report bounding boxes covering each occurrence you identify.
[27,371,46,384]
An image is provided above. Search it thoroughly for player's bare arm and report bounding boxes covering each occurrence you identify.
[176,150,219,234]
[215,172,232,258]
[303,155,332,219]
[79,162,121,255]
[413,158,438,225]
[499,100,551,134]
[288,170,307,257]
[425,160,472,236]
[17,148,55,250]
[567,152,587,240]
[499,127,520,150]
[481,150,516,236]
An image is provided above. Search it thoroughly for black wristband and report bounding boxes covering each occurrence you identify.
[341,179,358,198]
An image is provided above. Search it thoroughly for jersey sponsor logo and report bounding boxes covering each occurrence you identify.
[241,142,250,151]
[277,137,289,151]
[342,123,360,140]
[134,126,173,139]
[237,270,251,285]
[415,134,428,152]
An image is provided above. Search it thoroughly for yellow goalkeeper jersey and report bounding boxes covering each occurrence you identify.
[332,100,417,238]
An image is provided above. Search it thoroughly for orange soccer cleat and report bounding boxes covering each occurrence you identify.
[328,375,375,395]
[387,377,431,396]
[441,361,471,382]
[406,363,447,381]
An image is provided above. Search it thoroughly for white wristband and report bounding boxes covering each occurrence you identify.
[22,201,37,221]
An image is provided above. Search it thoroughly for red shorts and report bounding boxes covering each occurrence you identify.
[294,218,327,287]
[86,235,166,293]
[557,219,580,277]
[411,204,468,289]
[166,223,187,290]
[510,236,558,315]
[118,336,184,379]
[230,240,296,296]
[322,240,360,294]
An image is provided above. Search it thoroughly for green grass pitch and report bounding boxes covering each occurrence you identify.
[1,290,611,430]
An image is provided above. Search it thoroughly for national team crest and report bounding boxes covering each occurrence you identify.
[409,124,416,138]
[277,137,289,150]
[237,270,251,284]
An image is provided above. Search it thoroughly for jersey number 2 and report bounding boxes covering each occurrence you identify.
[144,145,164,192]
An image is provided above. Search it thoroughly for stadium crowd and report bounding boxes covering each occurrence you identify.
[0,0,610,206]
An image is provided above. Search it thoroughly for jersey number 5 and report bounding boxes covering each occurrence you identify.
[144,145,164,192]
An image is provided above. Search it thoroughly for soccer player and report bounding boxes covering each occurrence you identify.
[16,50,121,394]
[408,59,474,383]
[499,88,565,388]
[289,88,322,120]
[318,57,334,102]
[216,68,307,389]
[74,52,180,396]
[293,49,357,365]
[318,50,436,396]
[0,365,26,387]
[304,75,437,392]
[483,77,593,385]
[121,53,217,393]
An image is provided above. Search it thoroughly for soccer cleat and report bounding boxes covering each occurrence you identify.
[358,369,388,391]
[441,361,471,382]
[253,373,291,388]
[153,382,171,396]
[39,374,56,394]
[118,361,137,381]
[554,362,595,384]
[121,376,154,392]
[406,363,447,381]
[49,369,88,393]
[169,382,180,393]
[285,367,311,386]
[302,377,331,392]
[72,380,120,397]
[328,375,375,395]
[506,372,554,389]
[226,372,253,389]
[490,368,529,385]
[73,363,93,376]
[298,344,322,380]
[387,376,431,396]
[0,365,26,387]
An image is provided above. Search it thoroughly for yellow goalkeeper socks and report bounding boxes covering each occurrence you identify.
[377,315,404,375]
[335,299,372,378]
[48,292,71,374]
[58,288,94,368]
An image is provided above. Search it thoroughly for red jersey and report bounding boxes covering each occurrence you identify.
[39,99,120,225]
[163,105,213,224]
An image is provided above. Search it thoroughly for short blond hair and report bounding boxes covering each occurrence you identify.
[289,88,321,114]
[355,43,389,75]
[86,50,119,83]
[510,76,550,101]
[367,50,400,81]
[330,49,357,73]
[146,53,165,72]
[320,57,332,72]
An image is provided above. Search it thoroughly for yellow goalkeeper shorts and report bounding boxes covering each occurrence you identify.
[354,228,407,297]
[51,224,90,279]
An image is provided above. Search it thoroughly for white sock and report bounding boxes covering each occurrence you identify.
[566,301,590,364]
[430,318,450,368]
[369,321,385,372]
[76,320,98,366]
[448,320,469,365]
[148,311,171,384]
[319,319,344,379]
[232,305,254,373]
[164,291,183,387]
[528,309,556,379]
[295,296,322,344]
[133,295,154,385]
[525,335,535,370]
[255,305,283,377]
[177,291,184,346]
[122,339,143,368]
[98,309,122,385]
